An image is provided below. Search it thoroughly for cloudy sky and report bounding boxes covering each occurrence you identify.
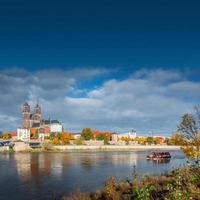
[0,0,200,135]
[0,67,199,136]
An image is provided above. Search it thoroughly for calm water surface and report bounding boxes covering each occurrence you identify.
[0,150,186,200]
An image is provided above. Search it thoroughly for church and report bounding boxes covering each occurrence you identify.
[22,102,42,128]
[22,102,63,133]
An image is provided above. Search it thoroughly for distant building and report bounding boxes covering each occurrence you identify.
[117,130,137,140]
[17,128,30,141]
[29,127,50,141]
[21,102,63,133]
[73,133,81,139]
[42,119,63,133]
[111,133,118,142]
[22,103,42,128]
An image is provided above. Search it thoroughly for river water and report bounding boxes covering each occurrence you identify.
[0,150,186,200]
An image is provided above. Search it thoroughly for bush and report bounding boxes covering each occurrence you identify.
[60,166,200,200]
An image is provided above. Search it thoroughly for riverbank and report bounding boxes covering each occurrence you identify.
[54,145,180,152]
[0,144,180,153]
[61,166,200,200]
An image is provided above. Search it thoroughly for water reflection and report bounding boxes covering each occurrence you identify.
[12,151,181,182]
[147,158,171,164]
[0,151,186,200]
[13,152,138,181]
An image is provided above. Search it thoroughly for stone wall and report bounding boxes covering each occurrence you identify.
[83,140,104,146]
[54,145,180,151]
[13,141,32,152]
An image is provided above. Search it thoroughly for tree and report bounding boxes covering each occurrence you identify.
[155,137,166,144]
[81,128,93,140]
[169,133,184,145]
[50,132,74,145]
[30,129,38,139]
[2,133,11,140]
[134,137,146,145]
[178,106,200,163]
[146,137,154,144]
[96,134,110,144]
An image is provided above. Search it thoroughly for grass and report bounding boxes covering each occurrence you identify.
[61,166,200,200]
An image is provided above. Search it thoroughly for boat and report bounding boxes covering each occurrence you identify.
[146,152,171,160]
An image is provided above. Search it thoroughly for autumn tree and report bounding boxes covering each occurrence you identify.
[178,105,200,163]
[169,133,184,145]
[81,128,93,140]
[2,133,11,140]
[134,137,146,145]
[96,134,109,144]
[146,137,154,144]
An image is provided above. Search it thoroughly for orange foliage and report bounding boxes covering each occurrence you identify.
[30,128,37,134]
[92,130,112,140]
[134,136,146,144]
[52,132,74,145]
[52,137,60,145]
[154,137,165,144]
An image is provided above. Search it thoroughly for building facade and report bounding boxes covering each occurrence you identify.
[22,103,42,129]
[117,130,137,140]
[17,128,31,141]
[42,119,63,133]
[22,102,63,134]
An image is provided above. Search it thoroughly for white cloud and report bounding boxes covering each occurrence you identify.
[0,67,199,136]
[133,68,182,83]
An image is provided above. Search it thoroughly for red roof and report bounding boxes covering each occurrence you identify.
[44,128,50,134]
[10,132,17,137]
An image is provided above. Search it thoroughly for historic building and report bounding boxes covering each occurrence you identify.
[22,102,63,133]
[22,102,42,128]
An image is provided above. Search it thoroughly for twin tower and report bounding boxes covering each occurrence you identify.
[22,102,42,129]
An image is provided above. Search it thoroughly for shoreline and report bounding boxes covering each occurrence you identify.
[0,145,180,153]
[54,145,180,152]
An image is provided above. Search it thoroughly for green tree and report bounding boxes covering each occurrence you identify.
[81,128,93,140]
[146,137,154,144]
[178,105,200,163]
[96,134,109,144]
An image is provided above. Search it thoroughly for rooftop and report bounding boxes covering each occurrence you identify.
[42,119,60,125]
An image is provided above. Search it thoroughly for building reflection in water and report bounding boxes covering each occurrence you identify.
[14,153,32,182]
[13,153,73,184]
[13,152,139,185]
[70,152,138,170]
[106,153,137,167]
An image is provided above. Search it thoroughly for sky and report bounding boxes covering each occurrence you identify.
[0,0,200,136]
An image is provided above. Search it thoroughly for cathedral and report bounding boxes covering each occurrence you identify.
[22,102,42,128]
[22,102,63,133]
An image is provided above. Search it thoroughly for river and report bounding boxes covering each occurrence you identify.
[0,150,186,200]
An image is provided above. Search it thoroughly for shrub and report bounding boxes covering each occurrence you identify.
[60,167,200,200]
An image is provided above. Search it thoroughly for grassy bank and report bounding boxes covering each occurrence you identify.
[61,166,200,200]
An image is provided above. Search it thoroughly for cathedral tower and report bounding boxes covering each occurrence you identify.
[22,102,30,128]
[32,103,42,123]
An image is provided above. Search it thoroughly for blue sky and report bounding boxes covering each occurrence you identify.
[0,0,200,135]
[1,0,200,72]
